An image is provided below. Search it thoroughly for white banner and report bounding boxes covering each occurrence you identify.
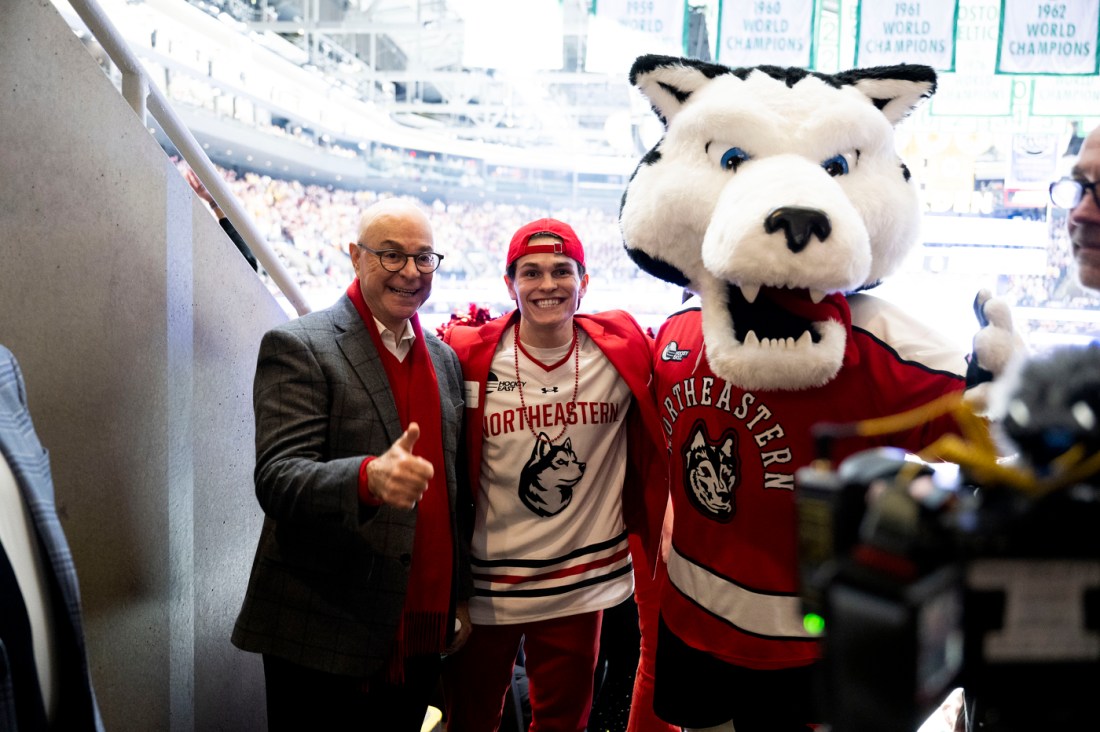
[996,0,1100,74]
[716,0,815,67]
[458,0,564,71]
[1030,76,1100,116]
[855,0,959,69]
[587,0,686,75]
[954,0,1002,73]
[931,72,1014,116]
[1007,133,1060,188]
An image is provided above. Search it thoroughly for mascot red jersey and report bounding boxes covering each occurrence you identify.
[618,55,1017,731]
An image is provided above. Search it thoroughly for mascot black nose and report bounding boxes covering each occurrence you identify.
[764,207,832,253]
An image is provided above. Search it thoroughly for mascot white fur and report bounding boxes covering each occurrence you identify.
[619,55,1017,732]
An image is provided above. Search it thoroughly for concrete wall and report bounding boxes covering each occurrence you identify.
[0,1,288,728]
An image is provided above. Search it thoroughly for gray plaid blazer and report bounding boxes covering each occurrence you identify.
[0,345,105,730]
[231,296,470,677]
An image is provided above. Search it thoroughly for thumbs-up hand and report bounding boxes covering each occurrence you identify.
[366,422,435,510]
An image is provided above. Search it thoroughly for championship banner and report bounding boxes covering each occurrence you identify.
[1030,76,1100,116]
[996,0,1100,74]
[587,0,687,75]
[715,0,815,67]
[931,72,1014,116]
[954,0,1001,73]
[855,0,959,70]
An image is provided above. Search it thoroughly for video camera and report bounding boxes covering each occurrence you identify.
[796,345,1100,731]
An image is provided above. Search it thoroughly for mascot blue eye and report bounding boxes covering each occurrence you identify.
[720,147,750,172]
[822,154,849,177]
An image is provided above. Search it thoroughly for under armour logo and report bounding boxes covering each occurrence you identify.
[540,387,559,393]
[661,341,690,362]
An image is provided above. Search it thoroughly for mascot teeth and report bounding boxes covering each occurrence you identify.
[809,289,826,304]
[741,332,813,351]
[740,283,761,304]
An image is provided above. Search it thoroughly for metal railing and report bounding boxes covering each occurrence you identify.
[66,0,312,317]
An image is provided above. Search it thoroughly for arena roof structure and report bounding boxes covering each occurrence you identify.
[183,0,716,155]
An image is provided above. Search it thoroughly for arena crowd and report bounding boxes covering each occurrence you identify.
[177,160,1100,345]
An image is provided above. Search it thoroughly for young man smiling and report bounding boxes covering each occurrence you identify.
[442,219,674,732]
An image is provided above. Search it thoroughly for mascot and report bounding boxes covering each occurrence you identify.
[619,55,1018,732]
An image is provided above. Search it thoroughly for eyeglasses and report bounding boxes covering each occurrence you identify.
[1049,178,1100,210]
[356,244,444,273]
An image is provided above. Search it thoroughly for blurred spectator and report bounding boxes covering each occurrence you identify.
[183,165,258,271]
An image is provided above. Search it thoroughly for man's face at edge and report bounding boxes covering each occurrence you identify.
[1069,129,1100,290]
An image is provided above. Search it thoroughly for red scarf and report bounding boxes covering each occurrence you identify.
[346,282,453,679]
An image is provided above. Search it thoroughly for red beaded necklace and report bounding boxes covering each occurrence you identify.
[513,321,580,444]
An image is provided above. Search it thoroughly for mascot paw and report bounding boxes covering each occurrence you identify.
[968,289,1025,385]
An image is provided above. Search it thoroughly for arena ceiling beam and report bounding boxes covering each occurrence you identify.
[247,20,464,33]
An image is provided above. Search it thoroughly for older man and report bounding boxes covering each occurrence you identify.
[1052,124,1100,289]
[232,198,471,731]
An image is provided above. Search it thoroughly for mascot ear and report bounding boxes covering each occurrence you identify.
[835,65,937,126]
[630,54,732,127]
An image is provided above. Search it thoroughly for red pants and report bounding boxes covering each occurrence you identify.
[627,536,679,732]
[444,611,602,732]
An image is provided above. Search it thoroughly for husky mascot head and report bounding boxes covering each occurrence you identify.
[620,56,937,391]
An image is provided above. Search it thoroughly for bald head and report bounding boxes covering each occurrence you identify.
[1074,125,1100,174]
[1068,125,1100,290]
[1078,126,1100,164]
[356,198,432,244]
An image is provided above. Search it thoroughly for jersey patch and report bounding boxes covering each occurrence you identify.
[683,419,739,522]
[487,370,521,392]
[661,340,691,362]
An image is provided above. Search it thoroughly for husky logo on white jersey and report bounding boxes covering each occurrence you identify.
[518,434,586,517]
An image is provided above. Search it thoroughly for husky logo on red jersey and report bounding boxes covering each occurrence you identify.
[519,434,587,517]
[683,420,739,522]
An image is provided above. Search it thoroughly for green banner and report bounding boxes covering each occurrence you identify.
[855,0,959,70]
[716,0,816,67]
[996,0,1100,75]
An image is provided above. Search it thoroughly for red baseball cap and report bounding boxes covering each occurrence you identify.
[506,218,586,269]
